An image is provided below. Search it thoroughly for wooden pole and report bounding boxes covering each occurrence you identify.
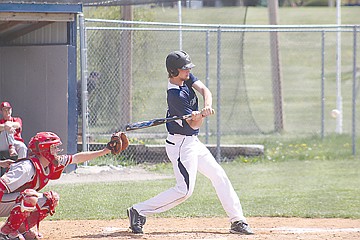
[268,0,284,132]
[120,6,133,125]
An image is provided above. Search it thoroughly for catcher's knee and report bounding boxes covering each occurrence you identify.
[17,191,59,234]
[42,191,60,215]
[19,189,41,212]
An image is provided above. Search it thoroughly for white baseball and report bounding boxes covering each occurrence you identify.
[331,109,340,118]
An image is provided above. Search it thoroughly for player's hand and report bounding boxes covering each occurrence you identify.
[191,111,203,121]
[4,122,15,134]
[200,107,215,117]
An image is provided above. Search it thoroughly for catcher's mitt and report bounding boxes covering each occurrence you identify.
[106,132,129,155]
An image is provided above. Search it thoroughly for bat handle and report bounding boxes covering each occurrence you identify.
[200,108,215,117]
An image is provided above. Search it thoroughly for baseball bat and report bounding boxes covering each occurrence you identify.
[125,109,215,131]
[125,114,192,131]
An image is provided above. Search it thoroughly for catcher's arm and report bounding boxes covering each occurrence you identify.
[72,132,129,164]
[72,148,110,164]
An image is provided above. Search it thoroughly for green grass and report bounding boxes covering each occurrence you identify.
[152,6,360,25]
[42,135,360,220]
[240,159,360,218]
[44,158,360,220]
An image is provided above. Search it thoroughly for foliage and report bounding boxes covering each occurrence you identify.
[83,6,155,21]
[302,0,332,6]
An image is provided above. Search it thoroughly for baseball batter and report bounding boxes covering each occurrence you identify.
[127,50,254,235]
[0,131,124,240]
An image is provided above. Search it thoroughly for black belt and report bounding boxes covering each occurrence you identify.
[169,133,197,136]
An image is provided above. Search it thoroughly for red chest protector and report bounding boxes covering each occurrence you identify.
[15,156,71,192]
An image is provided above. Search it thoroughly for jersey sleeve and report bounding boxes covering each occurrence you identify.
[13,117,22,127]
[0,160,35,193]
[185,73,198,88]
[57,154,73,167]
[49,155,73,180]
[13,117,23,141]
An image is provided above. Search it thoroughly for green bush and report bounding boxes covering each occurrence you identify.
[302,0,331,6]
[244,0,260,6]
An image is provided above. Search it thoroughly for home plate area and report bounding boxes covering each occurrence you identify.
[31,217,360,239]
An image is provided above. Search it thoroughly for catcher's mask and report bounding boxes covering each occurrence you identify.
[166,50,195,77]
[28,132,63,166]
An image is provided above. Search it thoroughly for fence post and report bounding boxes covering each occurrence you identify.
[205,30,210,144]
[216,27,221,162]
[321,31,325,140]
[79,14,89,156]
[352,26,358,155]
[178,0,182,50]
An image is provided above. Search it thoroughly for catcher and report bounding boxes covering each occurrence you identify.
[0,131,128,240]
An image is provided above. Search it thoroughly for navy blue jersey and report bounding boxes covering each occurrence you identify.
[166,73,199,136]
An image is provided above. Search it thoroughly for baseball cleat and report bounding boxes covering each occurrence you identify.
[0,233,7,240]
[229,221,254,235]
[0,233,25,240]
[22,229,42,240]
[127,207,146,234]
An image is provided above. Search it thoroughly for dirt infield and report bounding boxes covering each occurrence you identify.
[33,217,360,239]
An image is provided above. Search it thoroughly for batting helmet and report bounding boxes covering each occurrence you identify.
[28,132,62,166]
[166,51,195,77]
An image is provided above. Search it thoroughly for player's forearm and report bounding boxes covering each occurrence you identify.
[11,122,21,129]
[193,81,213,108]
[187,111,204,129]
[188,119,203,130]
[3,121,21,130]
[202,88,213,108]
[72,148,110,164]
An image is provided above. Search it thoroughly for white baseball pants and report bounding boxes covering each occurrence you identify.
[133,133,247,223]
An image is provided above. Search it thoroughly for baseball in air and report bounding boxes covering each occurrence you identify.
[331,109,340,118]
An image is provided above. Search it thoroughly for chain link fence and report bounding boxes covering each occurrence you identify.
[77,18,360,163]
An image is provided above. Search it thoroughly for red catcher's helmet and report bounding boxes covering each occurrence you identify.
[28,132,62,165]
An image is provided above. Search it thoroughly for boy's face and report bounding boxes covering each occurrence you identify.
[1,107,12,120]
[178,68,191,81]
